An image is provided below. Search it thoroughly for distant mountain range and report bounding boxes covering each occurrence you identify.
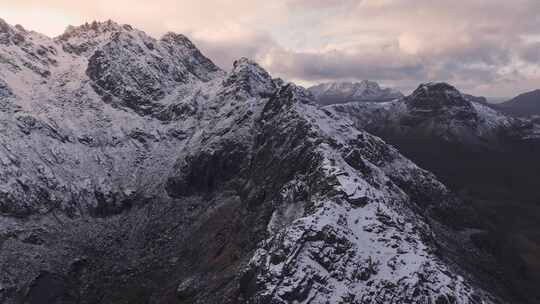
[495,89,540,117]
[309,81,540,120]
[308,80,404,105]
[325,82,539,148]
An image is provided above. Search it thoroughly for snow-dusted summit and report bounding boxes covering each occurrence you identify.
[309,80,404,105]
[326,82,539,147]
[0,19,501,303]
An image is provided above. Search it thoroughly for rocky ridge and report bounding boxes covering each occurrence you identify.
[0,19,500,303]
[326,82,539,148]
[325,82,540,304]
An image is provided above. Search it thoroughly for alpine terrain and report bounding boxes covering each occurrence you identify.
[325,82,540,303]
[0,19,513,304]
[308,81,404,105]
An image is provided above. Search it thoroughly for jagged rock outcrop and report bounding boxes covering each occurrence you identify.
[404,82,478,122]
[326,82,540,304]
[0,20,502,304]
[58,21,223,116]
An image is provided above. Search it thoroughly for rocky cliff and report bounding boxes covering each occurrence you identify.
[0,19,500,304]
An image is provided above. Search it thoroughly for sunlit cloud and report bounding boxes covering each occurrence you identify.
[0,0,539,96]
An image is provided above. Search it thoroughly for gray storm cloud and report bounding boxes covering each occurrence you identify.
[0,0,539,96]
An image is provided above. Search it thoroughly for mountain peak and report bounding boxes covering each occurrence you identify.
[221,57,276,98]
[497,88,540,116]
[0,17,17,35]
[0,18,29,45]
[160,32,194,47]
[413,82,462,96]
[403,82,480,124]
[0,19,13,42]
[357,79,381,88]
[0,17,9,29]
[232,57,261,70]
[57,20,141,56]
[308,80,403,105]
[58,20,132,40]
[407,82,470,107]
[315,80,381,92]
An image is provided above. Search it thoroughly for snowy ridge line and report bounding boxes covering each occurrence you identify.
[0,18,499,303]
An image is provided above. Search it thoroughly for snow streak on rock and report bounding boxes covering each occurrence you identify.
[0,19,497,303]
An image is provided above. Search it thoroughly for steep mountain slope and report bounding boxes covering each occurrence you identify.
[0,19,501,304]
[326,83,538,147]
[326,82,540,303]
[496,89,540,117]
[308,81,403,105]
[0,19,223,217]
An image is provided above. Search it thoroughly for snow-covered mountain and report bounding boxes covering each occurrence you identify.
[0,19,502,303]
[326,82,540,304]
[308,81,404,105]
[326,82,539,148]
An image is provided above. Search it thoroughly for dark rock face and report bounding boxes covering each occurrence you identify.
[58,20,135,55]
[229,85,498,304]
[84,27,221,117]
[497,89,540,117]
[330,82,537,149]
[404,83,478,122]
[166,140,250,197]
[326,82,540,304]
[160,32,221,82]
[86,39,169,115]
[0,19,501,304]
[0,78,12,98]
[222,58,278,99]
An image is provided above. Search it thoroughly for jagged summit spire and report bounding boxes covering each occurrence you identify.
[58,19,133,40]
[232,57,262,70]
[404,82,476,117]
[160,32,199,50]
[0,17,29,45]
[219,57,277,98]
[413,82,461,94]
[161,32,190,41]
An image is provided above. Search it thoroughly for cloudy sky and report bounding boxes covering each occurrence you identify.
[1,0,539,97]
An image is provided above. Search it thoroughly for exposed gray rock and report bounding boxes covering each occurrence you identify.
[327,82,539,148]
[0,19,501,304]
[326,82,540,304]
